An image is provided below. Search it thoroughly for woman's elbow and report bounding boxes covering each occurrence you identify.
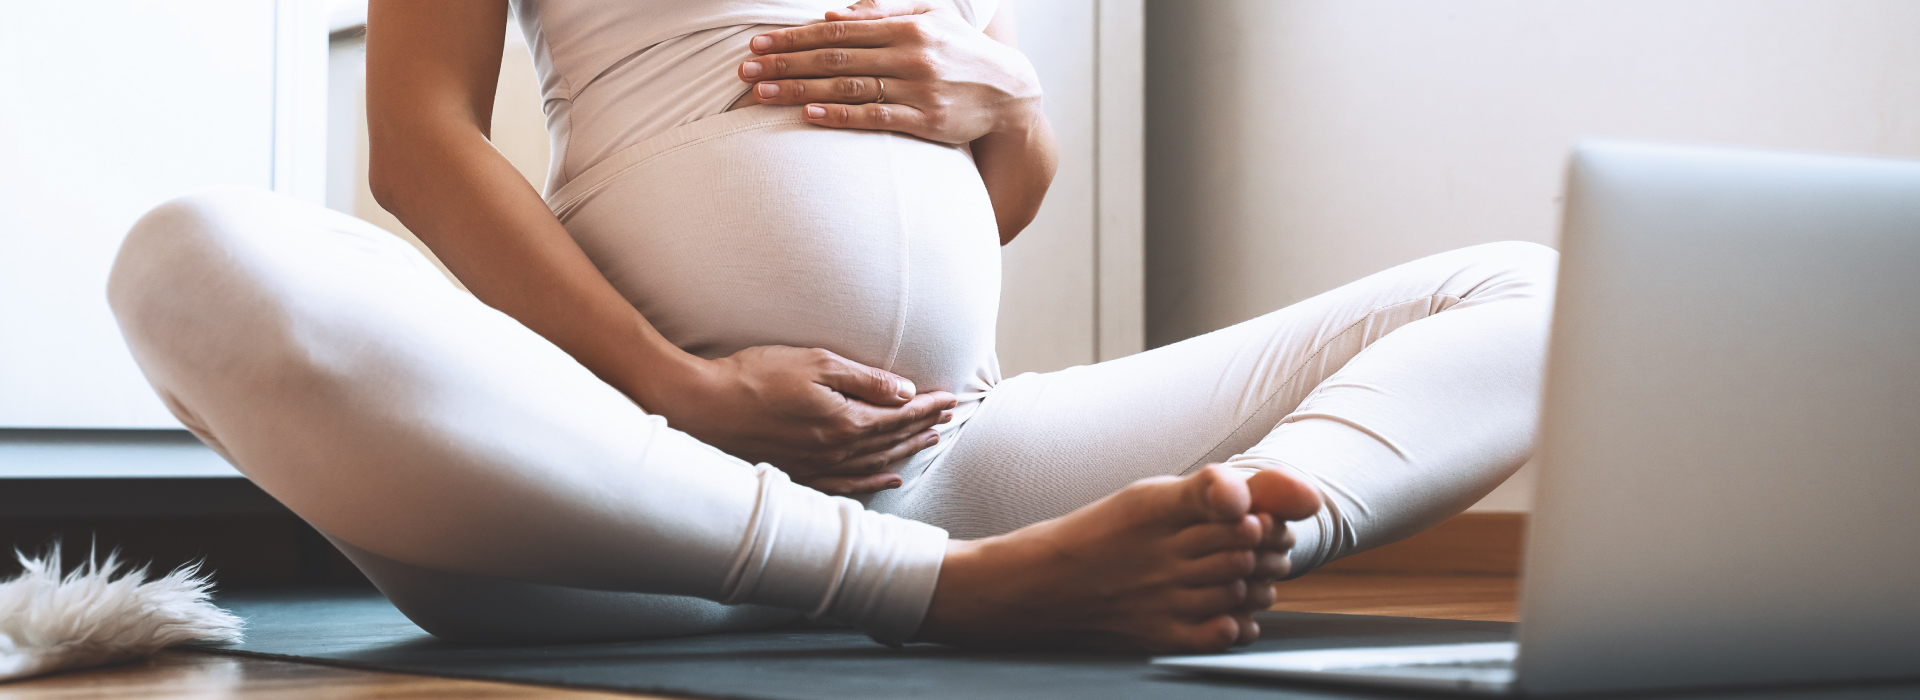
[365,145,407,216]
[997,214,1034,246]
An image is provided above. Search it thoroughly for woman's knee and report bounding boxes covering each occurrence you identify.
[1437,241,1559,304]
[1470,240,1559,279]
[111,188,258,314]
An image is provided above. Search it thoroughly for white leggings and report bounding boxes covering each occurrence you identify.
[108,189,1555,645]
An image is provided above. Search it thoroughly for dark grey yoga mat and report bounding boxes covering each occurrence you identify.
[193,590,1918,700]
[196,590,1506,699]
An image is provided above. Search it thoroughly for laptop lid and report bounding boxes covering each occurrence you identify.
[1518,141,1920,695]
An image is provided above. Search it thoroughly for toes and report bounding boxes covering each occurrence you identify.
[1243,579,1277,609]
[1162,615,1242,653]
[1178,549,1258,585]
[1259,514,1298,552]
[1233,612,1261,646]
[1157,464,1249,526]
[1171,515,1263,557]
[1247,466,1322,521]
[1168,580,1249,618]
[1119,465,1255,530]
[1252,549,1291,580]
[1196,464,1253,521]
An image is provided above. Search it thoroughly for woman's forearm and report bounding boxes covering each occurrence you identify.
[364,0,700,407]
[972,106,1058,246]
[364,0,956,484]
[368,129,702,404]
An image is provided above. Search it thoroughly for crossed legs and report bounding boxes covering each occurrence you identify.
[876,240,1557,575]
[108,188,1553,647]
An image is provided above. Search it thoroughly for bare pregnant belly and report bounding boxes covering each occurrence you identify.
[547,106,1003,399]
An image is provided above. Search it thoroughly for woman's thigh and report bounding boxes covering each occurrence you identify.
[869,242,1556,541]
[109,188,939,644]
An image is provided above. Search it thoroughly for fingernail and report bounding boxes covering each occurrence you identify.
[939,410,954,424]
[895,378,916,399]
[757,82,779,98]
[741,61,762,78]
[926,432,940,444]
[750,35,771,52]
[887,477,904,490]
[806,105,826,119]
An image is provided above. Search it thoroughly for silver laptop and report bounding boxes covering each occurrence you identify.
[1155,140,1920,696]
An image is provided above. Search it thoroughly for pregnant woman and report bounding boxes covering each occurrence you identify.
[107,0,1555,652]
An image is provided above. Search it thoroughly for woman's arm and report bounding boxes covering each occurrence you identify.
[365,0,954,491]
[741,0,1059,245]
[968,8,1059,244]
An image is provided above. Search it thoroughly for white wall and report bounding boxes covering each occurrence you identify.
[0,2,323,430]
[1145,0,1920,510]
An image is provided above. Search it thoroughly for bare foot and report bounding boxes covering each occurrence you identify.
[914,464,1320,653]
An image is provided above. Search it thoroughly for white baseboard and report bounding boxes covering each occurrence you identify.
[0,430,240,479]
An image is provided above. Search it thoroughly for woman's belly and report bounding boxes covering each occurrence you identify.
[548,105,1003,400]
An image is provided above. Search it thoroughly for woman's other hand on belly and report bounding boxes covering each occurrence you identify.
[735,0,1042,146]
[732,0,1059,244]
[655,345,956,494]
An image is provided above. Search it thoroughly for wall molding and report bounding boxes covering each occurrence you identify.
[1093,0,1145,361]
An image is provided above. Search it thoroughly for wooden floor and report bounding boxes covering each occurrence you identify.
[1271,573,1518,622]
[0,573,1519,699]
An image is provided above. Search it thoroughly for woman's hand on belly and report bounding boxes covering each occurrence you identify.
[736,0,1041,146]
[658,345,957,493]
[733,0,1059,243]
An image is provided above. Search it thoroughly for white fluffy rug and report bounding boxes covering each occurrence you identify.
[0,546,242,682]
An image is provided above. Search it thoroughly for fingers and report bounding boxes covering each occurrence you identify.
[801,472,904,496]
[748,0,940,54]
[842,391,953,441]
[801,103,931,137]
[802,389,953,474]
[826,402,955,473]
[749,16,906,55]
[739,47,898,82]
[824,427,940,475]
[824,0,937,22]
[813,351,915,406]
[751,76,886,106]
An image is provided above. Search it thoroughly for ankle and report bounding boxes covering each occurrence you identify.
[915,539,988,644]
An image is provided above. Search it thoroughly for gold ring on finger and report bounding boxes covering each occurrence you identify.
[875,77,886,103]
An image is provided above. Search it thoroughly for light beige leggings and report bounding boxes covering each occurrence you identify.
[110,188,1555,645]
